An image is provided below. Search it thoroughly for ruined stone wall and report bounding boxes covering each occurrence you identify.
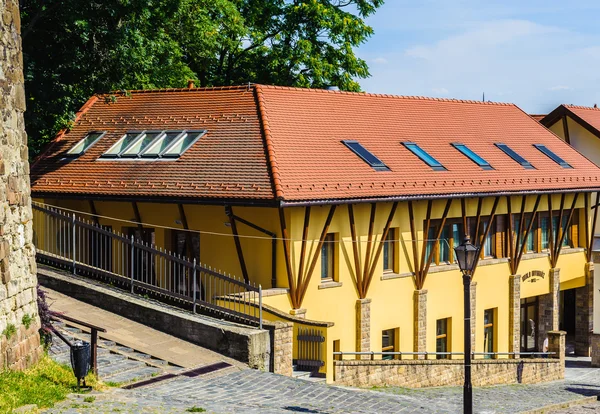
[0,0,43,370]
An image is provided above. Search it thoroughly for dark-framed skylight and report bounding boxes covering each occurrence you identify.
[402,142,446,171]
[495,143,535,169]
[342,140,390,171]
[100,130,205,159]
[66,131,105,157]
[452,143,493,170]
[533,144,572,168]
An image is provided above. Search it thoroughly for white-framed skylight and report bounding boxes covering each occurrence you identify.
[102,131,144,158]
[140,131,186,157]
[120,131,164,157]
[66,131,106,157]
[100,130,205,159]
[161,130,205,158]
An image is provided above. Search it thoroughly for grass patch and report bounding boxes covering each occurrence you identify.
[186,407,206,413]
[22,314,33,329]
[83,396,96,403]
[0,355,101,412]
[2,324,16,340]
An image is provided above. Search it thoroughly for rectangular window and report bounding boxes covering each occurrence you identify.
[321,233,335,280]
[141,131,185,157]
[439,224,450,263]
[483,309,496,359]
[514,215,534,253]
[403,142,446,171]
[66,131,105,156]
[533,144,572,168]
[333,340,341,361]
[436,318,450,359]
[382,328,399,360]
[162,130,205,158]
[121,131,163,157]
[102,131,143,158]
[383,228,397,272]
[562,215,571,247]
[425,226,437,263]
[495,143,535,169]
[541,216,550,250]
[482,219,494,258]
[452,143,493,170]
[342,140,389,171]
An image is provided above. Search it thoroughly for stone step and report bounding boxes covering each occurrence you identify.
[103,365,162,385]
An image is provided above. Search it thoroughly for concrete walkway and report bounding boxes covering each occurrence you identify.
[45,287,244,370]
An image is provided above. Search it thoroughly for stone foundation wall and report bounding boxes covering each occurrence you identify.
[575,263,593,356]
[591,333,600,367]
[0,0,43,370]
[508,275,520,355]
[271,321,293,376]
[334,359,562,388]
[413,290,427,359]
[356,298,370,358]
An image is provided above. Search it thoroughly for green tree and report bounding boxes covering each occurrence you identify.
[21,0,383,155]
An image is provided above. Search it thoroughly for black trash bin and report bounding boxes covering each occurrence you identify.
[70,340,91,388]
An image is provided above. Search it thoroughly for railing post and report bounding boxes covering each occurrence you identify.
[130,235,135,293]
[192,259,197,314]
[72,213,76,274]
[259,284,263,330]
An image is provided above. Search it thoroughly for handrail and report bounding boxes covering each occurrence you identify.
[333,351,556,360]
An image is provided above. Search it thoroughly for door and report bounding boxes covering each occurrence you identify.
[520,297,538,352]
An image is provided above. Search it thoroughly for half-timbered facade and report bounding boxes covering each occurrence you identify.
[31,85,600,381]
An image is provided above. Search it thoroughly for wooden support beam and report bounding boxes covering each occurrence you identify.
[517,196,527,251]
[365,202,399,296]
[362,204,377,291]
[298,205,337,306]
[348,204,363,298]
[131,202,144,233]
[178,204,194,259]
[474,198,483,243]
[554,193,567,263]
[278,207,298,309]
[418,200,433,282]
[408,201,421,289]
[88,200,100,226]
[588,192,600,262]
[562,115,571,145]
[506,196,516,275]
[515,195,542,268]
[422,199,453,283]
[473,197,500,271]
[554,193,579,265]
[548,194,555,267]
[226,206,249,284]
[296,207,311,305]
[461,198,468,237]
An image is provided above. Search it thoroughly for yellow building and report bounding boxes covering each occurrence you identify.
[31,85,600,381]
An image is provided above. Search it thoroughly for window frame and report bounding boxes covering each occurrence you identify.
[402,142,446,171]
[426,219,464,265]
[382,328,399,360]
[140,130,187,158]
[452,143,494,170]
[495,143,535,169]
[382,228,398,273]
[101,131,145,158]
[320,233,337,281]
[65,131,106,157]
[161,130,206,158]
[436,318,450,360]
[483,308,496,359]
[120,130,166,158]
[533,144,572,168]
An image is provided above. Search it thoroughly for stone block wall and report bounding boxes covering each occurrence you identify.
[575,263,593,356]
[413,289,427,359]
[271,321,293,376]
[591,333,600,367]
[508,275,520,356]
[538,268,559,351]
[0,0,43,370]
[334,357,563,388]
[355,298,370,358]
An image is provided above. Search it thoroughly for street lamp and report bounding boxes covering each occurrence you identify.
[454,236,480,414]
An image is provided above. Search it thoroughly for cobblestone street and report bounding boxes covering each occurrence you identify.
[45,357,600,414]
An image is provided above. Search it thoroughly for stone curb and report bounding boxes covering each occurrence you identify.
[519,395,598,414]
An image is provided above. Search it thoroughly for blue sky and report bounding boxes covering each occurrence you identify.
[356,0,600,114]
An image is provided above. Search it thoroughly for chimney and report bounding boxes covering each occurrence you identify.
[594,103,598,109]
[187,80,195,88]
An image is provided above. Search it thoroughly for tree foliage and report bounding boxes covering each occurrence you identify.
[20,0,383,155]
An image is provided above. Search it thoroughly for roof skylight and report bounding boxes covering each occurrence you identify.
[452,143,493,170]
[495,143,534,169]
[342,140,389,171]
[100,130,204,159]
[402,142,446,171]
[66,131,105,157]
[533,144,572,168]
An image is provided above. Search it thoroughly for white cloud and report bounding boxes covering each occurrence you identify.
[372,57,388,64]
[431,87,449,94]
[549,85,572,91]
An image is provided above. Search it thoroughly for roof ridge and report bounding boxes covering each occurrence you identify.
[563,104,600,111]
[253,84,284,200]
[108,85,251,95]
[257,84,516,106]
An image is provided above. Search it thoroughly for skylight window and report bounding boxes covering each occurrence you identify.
[495,143,534,169]
[342,140,389,171]
[533,144,572,168]
[66,131,105,156]
[141,131,184,157]
[452,143,493,170]
[120,131,163,157]
[102,132,143,158]
[162,131,205,158]
[402,142,446,171]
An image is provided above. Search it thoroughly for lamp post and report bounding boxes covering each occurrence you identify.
[454,236,480,414]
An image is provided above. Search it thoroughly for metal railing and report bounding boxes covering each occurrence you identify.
[32,203,262,328]
[333,351,555,360]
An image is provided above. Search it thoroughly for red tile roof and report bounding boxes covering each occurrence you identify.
[31,85,600,204]
[563,105,600,132]
[529,114,546,122]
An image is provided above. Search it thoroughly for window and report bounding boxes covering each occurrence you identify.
[66,131,105,156]
[452,143,493,170]
[403,142,446,171]
[483,309,496,359]
[534,144,572,168]
[436,318,450,359]
[102,132,143,158]
[162,130,205,158]
[541,216,550,250]
[383,228,397,272]
[321,233,335,280]
[333,340,341,361]
[141,131,185,157]
[495,143,534,169]
[514,215,534,253]
[101,130,204,158]
[121,131,163,157]
[482,219,494,258]
[342,140,389,171]
[382,328,399,360]
[426,220,464,265]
